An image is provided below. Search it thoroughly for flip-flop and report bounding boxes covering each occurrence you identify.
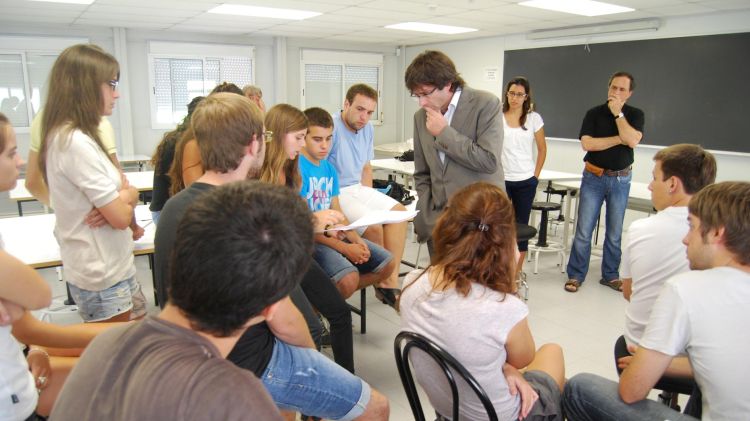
[564,279,581,293]
[374,287,400,309]
[599,278,623,292]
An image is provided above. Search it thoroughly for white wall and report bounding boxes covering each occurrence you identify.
[402,10,750,183]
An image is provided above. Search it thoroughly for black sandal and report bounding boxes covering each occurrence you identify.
[373,287,400,309]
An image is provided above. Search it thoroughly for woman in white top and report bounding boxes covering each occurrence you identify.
[501,77,547,275]
[400,182,565,420]
[39,44,145,323]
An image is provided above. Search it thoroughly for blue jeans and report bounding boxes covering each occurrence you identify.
[506,176,539,252]
[68,276,146,322]
[563,373,697,421]
[566,169,631,283]
[262,339,370,420]
[314,239,392,283]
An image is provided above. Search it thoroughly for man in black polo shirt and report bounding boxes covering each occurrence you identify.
[565,71,644,293]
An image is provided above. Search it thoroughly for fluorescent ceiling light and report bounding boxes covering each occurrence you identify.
[208,4,321,20]
[385,22,477,35]
[26,0,94,4]
[527,18,659,40]
[519,0,634,17]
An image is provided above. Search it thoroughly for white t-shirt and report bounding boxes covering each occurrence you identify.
[640,267,750,421]
[621,206,690,347]
[46,129,135,291]
[0,235,37,421]
[501,112,544,182]
[400,269,529,421]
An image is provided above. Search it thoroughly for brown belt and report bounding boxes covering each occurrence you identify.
[585,161,631,177]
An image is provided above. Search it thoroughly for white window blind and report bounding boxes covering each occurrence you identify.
[301,50,383,125]
[148,42,254,129]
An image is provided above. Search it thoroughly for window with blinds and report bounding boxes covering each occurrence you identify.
[301,50,383,125]
[0,52,58,128]
[147,42,254,129]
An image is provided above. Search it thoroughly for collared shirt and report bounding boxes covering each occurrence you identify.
[439,88,462,164]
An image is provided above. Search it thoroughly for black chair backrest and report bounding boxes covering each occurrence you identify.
[394,331,499,421]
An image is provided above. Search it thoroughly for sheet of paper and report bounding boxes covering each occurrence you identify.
[324,210,419,232]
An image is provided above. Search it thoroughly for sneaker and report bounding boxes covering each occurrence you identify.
[318,316,331,348]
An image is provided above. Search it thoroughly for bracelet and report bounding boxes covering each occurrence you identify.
[28,347,49,360]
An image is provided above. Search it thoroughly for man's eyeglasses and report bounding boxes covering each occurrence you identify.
[507,91,527,99]
[108,80,119,91]
[264,131,274,143]
[410,86,438,99]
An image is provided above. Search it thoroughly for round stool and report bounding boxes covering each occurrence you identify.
[515,223,537,301]
[528,202,566,274]
[544,184,568,222]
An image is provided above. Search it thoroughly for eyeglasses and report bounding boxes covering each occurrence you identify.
[507,91,527,99]
[108,79,119,91]
[410,86,438,99]
[263,130,274,143]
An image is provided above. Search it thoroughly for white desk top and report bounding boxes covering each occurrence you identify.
[374,141,412,156]
[0,205,154,269]
[118,154,151,164]
[9,170,154,202]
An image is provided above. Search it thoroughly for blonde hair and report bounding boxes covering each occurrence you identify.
[39,44,119,181]
[260,104,307,189]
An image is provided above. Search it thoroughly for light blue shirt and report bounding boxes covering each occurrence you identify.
[299,154,340,211]
[329,112,374,188]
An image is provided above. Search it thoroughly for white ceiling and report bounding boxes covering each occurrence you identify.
[1,0,749,46]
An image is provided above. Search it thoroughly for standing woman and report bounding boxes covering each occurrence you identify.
[501,76,547,275]
[40,44,145,323]
[400,182,565,420]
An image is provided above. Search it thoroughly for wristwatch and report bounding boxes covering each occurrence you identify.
[615,112,624,119]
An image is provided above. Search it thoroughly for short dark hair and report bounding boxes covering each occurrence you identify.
[211,82,243,96]
[654,144,716,195]
[609,71,635,91]
[191,93,264,173]
[168,181,314,337]
[345,83,378,104]
[304,107,333,129]
[405,50,465,93]
[688,181,750,266]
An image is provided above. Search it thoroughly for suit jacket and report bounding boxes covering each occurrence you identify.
[412,86,505,242]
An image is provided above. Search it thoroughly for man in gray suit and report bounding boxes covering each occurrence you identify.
[405,50,504,254]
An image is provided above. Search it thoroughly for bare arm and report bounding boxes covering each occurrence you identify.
[580,135,624,152]
[266,296,315,349]
[619,346,673,403]
[24,150,50,206]
[505,317,536,369]
[533,127,547,179]
[0,250,51,310]
[181,139,204,187]
[12,311,120,348]
[361,162,373,188]
[615,116,643,148]
[97,184,138,230]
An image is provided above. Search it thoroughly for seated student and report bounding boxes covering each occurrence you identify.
[51,182,301,419]
[564,182,750,421]
[615,144,715,407]
[153,93,388,420]
[400,182,565,421]
[296,106,395,300]
[0,112,53,421]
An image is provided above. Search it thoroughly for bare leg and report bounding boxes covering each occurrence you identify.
[90,310,132,323]
[37,356,77,416]
[524,343,566,391]
[363,203,408,290]
[354,388,390,420]
[516,251,527,278]
[358,259,395,290]
[337,272,360,299]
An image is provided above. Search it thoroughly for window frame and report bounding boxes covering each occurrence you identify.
[147,41,255,130]
[300,49,384,125]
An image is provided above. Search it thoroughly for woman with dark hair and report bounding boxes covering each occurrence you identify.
[149,96,203,223]
[501,77,547,275]
[40,44,145,323]
[400,182,565,420]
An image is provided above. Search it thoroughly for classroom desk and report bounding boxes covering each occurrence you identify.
[0,205,155,270]
[118,154,151,171]
[8,170,154,216]
[373,141,412,156]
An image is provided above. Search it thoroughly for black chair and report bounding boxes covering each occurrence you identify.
[348,289,367,334]
[528,202,566,274]
[394,331,498,421]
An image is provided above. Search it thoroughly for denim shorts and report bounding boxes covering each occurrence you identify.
[262,339,371,420]
[313,238,393,283]
[68,276,147,322]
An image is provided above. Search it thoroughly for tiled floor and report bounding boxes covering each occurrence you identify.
[36,220,633,420]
